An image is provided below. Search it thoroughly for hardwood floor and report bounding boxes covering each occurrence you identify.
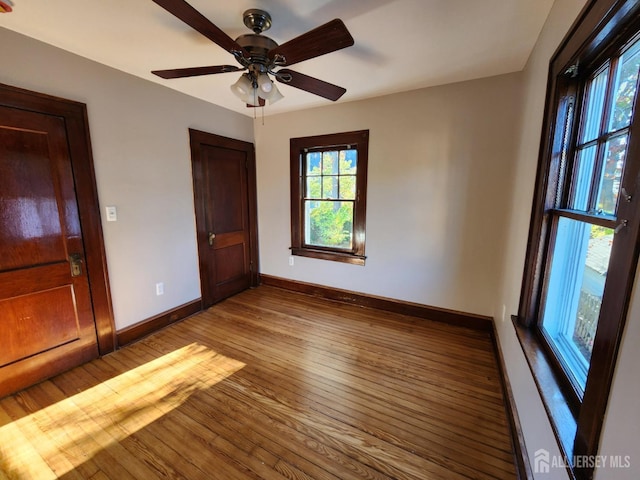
[0,286,517,479]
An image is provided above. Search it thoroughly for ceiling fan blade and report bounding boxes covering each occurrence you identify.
[268,19,354,67]
[276,69,346,101]
[151,0,246,55]
[247,98,266,108]
[152,65,242,79]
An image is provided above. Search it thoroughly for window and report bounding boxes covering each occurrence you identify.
[518,2,640,479]
[539,37,640,398]
[290,130,369,265]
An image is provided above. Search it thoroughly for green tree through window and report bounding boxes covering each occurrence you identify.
[305,149,356,249]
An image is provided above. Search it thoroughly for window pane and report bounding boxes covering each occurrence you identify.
[608,37,640,131]
[306,152,321,175]
[306,176,321,198]
[581,67,609,143]
[570,145,597,211]
[304,200,353,249]
[597,135,628,215]
[322,151,339,175]
[322,176,338,199]
[339,175,356,200]
[340,149,357,174]
[541,218,613,393]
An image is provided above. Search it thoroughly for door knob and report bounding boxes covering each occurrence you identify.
[208,232,216,246]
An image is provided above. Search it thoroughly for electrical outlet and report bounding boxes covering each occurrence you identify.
[289,256,294,266]
[156,282,164,296]
[105,205,117,222]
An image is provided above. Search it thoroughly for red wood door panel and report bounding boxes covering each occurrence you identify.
[1,285,80,367]
[0,105,99,397]
[203,145,251,302]
[190,130,259,307]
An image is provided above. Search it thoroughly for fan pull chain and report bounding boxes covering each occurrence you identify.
[253,88,258,120]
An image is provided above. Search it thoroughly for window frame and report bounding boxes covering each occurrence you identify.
[517,1,640,479]
[290,130,369,265]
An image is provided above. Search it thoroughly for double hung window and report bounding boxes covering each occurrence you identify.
[540,34,640,398]
[290,130,369,265]
[518,2,640,478]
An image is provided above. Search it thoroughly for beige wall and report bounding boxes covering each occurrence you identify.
[0,28,254,330]
[255,73,523,317]
[596,262,640,478]
[493,0,587,478]
[3,2,639,475]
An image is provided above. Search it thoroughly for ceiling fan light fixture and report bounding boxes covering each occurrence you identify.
[230,74,253,101]
[268,84,284,104]
[257,73,273,96]
[246,88,262,106]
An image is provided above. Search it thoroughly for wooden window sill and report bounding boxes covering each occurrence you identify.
[512,316,578,479]
[291,247,366,265]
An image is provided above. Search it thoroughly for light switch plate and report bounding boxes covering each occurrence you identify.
[105,206,117,222]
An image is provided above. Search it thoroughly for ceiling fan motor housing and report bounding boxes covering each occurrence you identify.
[243,9,272,34]
[235,34,278,72]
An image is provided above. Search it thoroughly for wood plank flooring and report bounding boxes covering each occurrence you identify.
[0,286,517,479]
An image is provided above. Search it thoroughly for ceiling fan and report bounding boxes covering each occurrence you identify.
[150,0,355,107]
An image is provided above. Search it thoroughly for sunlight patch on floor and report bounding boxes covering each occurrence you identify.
[0,343,245,479]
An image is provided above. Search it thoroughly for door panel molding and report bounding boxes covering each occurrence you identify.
[0,82,116,355]
[189,129,259,307]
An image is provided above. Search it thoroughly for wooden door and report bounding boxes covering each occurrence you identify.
[190,129,259,307]
[0,105,100,397]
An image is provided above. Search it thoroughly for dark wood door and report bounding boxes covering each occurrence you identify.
[0,105,99,397]
[190,129,259,307]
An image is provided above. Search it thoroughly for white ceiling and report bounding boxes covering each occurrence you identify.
[1,0,554,117]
